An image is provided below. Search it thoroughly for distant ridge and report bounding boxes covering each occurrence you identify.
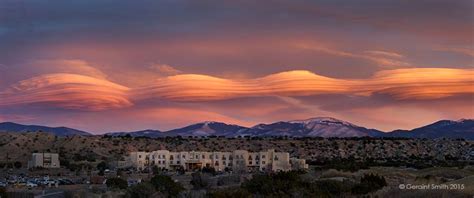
[0,122,91,136]
[384,119,474,139]
[238,117,385,137]
[164,121,248,137]
[107,129,162,138]
[2,118,473,139]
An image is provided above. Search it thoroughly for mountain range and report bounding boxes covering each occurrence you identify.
[0,117,472,139]
[0,122,91,136]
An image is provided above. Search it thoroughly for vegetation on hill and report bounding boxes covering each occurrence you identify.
[208,171,387,197]
[0,133,471,169]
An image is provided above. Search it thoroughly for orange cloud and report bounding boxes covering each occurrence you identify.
[133,70,354,101]
[135,68,473,102]
[367,68,474,99]
[1,68,472,111]
[0,73,132,111]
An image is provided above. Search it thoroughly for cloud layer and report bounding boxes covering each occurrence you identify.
[0,0,472,132]
[135,68,473,102]
[1,68,472,109]
[0,73,132,111]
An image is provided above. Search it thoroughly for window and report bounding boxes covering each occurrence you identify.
[262,155,265,159]
[249,161,252,165]
[139,155,142,158]
[274,156,279,161]
[170,155,174,160]
[202,155,205,159]
[210,155,213,159]
[262,161,265,164]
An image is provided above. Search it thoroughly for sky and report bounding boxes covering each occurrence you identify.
[0,0,472,133]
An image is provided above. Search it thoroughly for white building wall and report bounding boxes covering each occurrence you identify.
[28,153,60,168]
[128,149,306,172]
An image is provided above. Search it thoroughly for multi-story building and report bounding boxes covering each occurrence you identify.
[126,149,307,172]
[27,153,60,168]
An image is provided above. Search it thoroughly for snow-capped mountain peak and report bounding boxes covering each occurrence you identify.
[290,117,357,127]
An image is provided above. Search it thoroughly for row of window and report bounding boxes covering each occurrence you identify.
[141,154,270,160]
[150,160,268,166]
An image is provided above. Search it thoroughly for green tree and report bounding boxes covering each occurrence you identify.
[152,165,161,175]
[0,187,7,198]
[242,171,302,196]
[201,166,216,174]
[106,177,128,190]
[125,182,157,198]
[190,172,210,190]
[97,161,109,171]
[14,161,22,169]
[150,175,184,197]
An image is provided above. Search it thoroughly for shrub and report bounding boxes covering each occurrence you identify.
[351,174,387,194]
[242,171,302,196]
[208,187,252,198]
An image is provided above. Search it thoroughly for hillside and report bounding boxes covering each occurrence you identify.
[0,132,471,168]
[0,122,91,136]
[386,119,474,139]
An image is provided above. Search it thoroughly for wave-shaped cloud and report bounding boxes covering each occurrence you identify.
[1,68,472,111]
[133,70,355,101]
[135,68,473,101]
[0,73,132,111]
[367,68,474,99]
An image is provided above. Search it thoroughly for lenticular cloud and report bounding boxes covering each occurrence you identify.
[0,73,132,111]
[0,68,472,111]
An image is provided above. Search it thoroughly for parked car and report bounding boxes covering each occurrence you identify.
[26,181,38,188]
[0,181,7,187]
[58,179,74,185]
